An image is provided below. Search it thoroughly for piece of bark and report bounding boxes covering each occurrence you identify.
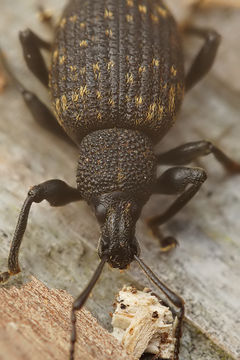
[0,277,132,360]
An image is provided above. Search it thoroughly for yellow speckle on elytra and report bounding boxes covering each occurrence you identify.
[79,40,88,48]
[97,112,102,120]
[138,66,146,74]
[96,90,102,99]
[105,29,113,37]
[53,49,58,62]
[107,60,115,71]
[80,22,86,29]
[69,65,77,72]
[168,85,175,113]
[171,65,177,77]
[104,9,113,19]
[80,67,86,75]
[60,18,66,28]
[158,104,164,117]
[108,98,115,106]
[59,56,65,65]
[135,96,143,106]
[72,92,79,102]
[126,0,134,7]
[126,73,133,84]
[61,95,68,111]
[157,6,167,18]
[152,58,160,67]
[79,85,88,97]
[138,5,147,14]
[126,14,133,23]
[151,14,159,23]
[55,98,61,114]
[93,63,100,73]
[125,95,130,102]
[69,15,77,22]
[146,103,156,121]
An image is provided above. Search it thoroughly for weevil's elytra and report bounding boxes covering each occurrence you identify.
[50,0,184,144]
[1,0,240,359]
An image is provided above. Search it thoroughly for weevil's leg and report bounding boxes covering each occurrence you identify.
[157,140,240,173]
[19,29,51,87]
[135,256,184,360]
[0,49,73,144]
[146,167,207,250]
[21,89,74,144]
[0,180,82,284]
[184,26,221,92]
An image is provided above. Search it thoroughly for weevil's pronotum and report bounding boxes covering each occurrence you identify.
[1,0,240,359]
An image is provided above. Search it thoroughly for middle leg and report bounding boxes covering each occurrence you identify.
[157,140,240,172]
[147,166,207,250]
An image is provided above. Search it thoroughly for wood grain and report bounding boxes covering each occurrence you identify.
[0,276,132,360]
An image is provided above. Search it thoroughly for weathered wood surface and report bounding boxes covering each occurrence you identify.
[0,1,240,360]
[0,276,132,360]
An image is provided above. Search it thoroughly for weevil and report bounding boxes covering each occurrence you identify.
[1,1,240,359]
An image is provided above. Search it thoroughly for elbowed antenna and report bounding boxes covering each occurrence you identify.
[134,255,185,360]
[70,256,107,360]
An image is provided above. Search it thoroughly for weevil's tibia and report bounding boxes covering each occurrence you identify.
[0,180,82,284]
[184,26,221,91]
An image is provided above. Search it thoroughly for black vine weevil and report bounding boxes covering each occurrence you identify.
[1,1,240,359]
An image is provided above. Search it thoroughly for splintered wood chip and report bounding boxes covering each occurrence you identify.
[111,286,176,360]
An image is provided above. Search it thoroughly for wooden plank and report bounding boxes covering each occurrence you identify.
[0,277,132,360]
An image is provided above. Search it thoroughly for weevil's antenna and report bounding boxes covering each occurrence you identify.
[134,255,184,359]
[70,256,107,360]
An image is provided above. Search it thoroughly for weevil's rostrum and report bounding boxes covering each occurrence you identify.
[50,0,184,144]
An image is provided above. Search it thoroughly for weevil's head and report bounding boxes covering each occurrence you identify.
[93,192,141,269]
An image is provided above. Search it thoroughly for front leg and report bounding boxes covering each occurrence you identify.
[0,180,82,284]
[147,167,207,250]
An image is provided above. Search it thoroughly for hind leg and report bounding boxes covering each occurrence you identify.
[19,28,51,87]
[183,26,221,92]
[0,48,73,144]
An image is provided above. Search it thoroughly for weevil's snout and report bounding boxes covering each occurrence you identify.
[96,196,140,269]
[99,234,140,269]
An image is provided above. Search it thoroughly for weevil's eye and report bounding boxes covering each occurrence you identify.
[95,204,107,223]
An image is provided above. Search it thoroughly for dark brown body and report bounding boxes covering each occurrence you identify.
[50,0,184,145]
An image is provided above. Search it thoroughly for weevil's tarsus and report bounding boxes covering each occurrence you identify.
[70,256,106,360]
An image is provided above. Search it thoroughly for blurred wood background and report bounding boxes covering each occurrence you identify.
[0,1,240,359]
